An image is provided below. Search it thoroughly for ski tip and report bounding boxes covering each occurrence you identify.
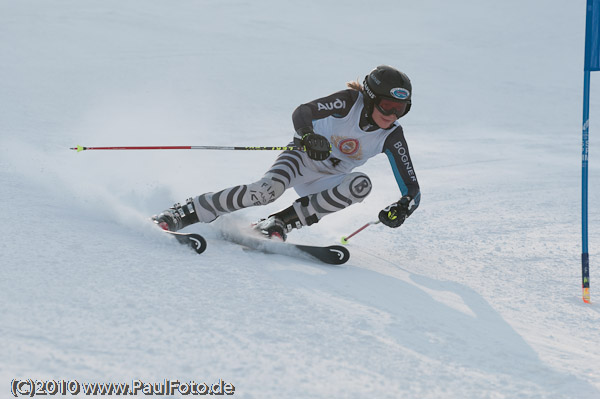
[163,230,207,255]
[187,233,207,254]
[69,145,85,152]
[326,245,350,265]
[341,236,349,245]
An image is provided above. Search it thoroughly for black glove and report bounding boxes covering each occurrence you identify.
[378,195,413,228]
[295,128,331,161]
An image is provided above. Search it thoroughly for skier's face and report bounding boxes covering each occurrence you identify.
[372,105,399,129]
[376,98,408,118]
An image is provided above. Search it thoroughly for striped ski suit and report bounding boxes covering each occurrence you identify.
[191,89,420,227]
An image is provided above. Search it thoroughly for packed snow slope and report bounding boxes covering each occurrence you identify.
[1,0,600,398]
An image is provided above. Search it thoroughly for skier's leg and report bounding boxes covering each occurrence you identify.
[292,172,373,225]
[190,176,285,223]
[192,150,315,222]
[153,150,312,231]
[255,172,372,239]
[154,176,288,231]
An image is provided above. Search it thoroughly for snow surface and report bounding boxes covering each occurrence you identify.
[1,0,600,398]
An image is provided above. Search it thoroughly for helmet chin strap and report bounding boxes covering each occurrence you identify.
[360,78,378,128]
[360,103,378,130]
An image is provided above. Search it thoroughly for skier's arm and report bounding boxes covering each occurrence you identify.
[379,127,421,227]
[292,89,359,144]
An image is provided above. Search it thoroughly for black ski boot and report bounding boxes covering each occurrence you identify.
[253,216,288,241]
[152,198,200,232]
[254,203,303,241]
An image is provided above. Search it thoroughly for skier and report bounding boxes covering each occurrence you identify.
[153,65,421,241]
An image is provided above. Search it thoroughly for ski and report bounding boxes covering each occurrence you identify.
[220,230,350,265]
[160,228,349,265]
[289,243,350,265]
[163,230,207,254]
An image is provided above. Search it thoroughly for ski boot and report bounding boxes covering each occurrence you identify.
[253,216,289,241]
[253,203,304,241]
[152,198,200,232]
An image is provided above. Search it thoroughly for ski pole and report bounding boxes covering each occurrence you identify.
[69,145,301,152]
[341,220,380,244]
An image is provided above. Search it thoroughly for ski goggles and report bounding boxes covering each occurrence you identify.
[375,98,408,118]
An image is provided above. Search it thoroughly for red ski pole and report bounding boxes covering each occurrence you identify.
[70,145,300,152]
[341,220,380,244]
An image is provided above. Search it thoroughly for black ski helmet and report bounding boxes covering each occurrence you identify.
[363,65,412,119]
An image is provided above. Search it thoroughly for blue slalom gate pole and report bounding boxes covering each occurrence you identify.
[582,0,600,303]
[582,68,591,304]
